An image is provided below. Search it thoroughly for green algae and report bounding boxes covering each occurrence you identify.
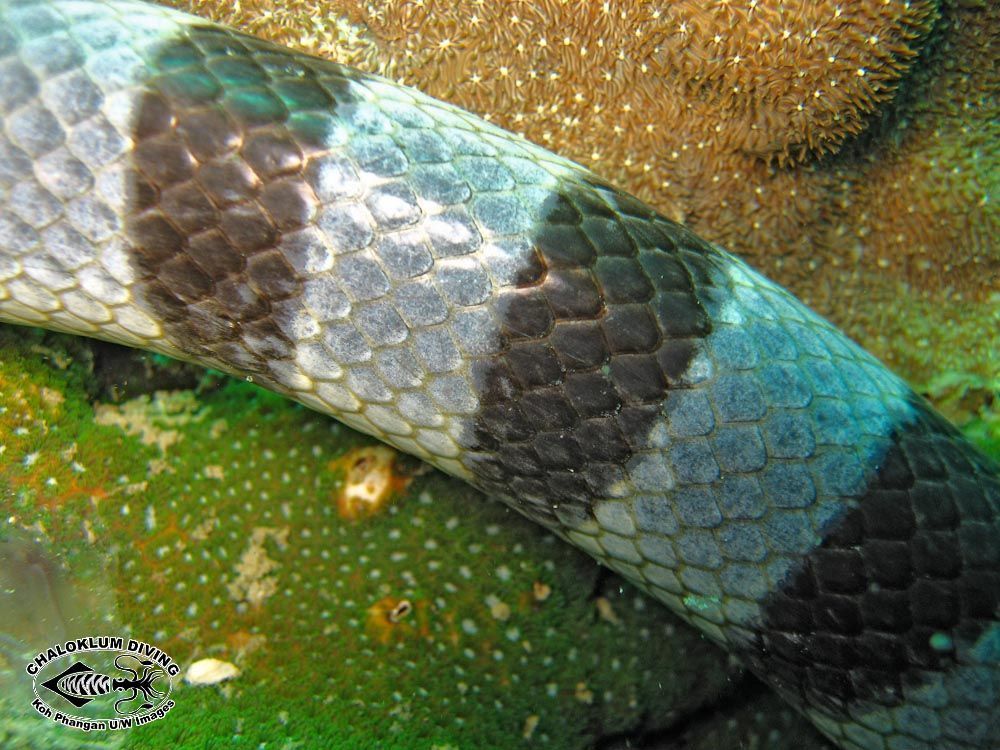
[0,326,744,749]
[916,371,1000,462]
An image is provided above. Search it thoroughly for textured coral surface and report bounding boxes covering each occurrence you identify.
[166,0,998,399]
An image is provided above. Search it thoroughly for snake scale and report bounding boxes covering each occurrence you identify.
[0,1,997,747]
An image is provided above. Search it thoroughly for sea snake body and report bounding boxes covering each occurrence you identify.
[0,1,997,747]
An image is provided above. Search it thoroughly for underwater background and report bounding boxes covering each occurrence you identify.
[1,1,996,748]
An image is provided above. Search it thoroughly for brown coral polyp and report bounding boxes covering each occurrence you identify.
[663,1,939,162]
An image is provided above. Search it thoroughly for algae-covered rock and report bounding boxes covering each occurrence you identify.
[0,326,828,749]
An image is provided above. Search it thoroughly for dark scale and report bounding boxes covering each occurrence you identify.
[466,180,722,526]
[752,394,1000,714]
[125,25,358,385]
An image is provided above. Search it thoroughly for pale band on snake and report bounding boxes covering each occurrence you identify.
[0,1,997,748]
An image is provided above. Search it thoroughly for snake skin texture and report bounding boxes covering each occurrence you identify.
[1,1,998,747]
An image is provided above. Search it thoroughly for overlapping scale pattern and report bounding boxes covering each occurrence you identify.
[0,2,997,749]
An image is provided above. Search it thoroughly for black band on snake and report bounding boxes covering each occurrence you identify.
[0,2,997,747]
